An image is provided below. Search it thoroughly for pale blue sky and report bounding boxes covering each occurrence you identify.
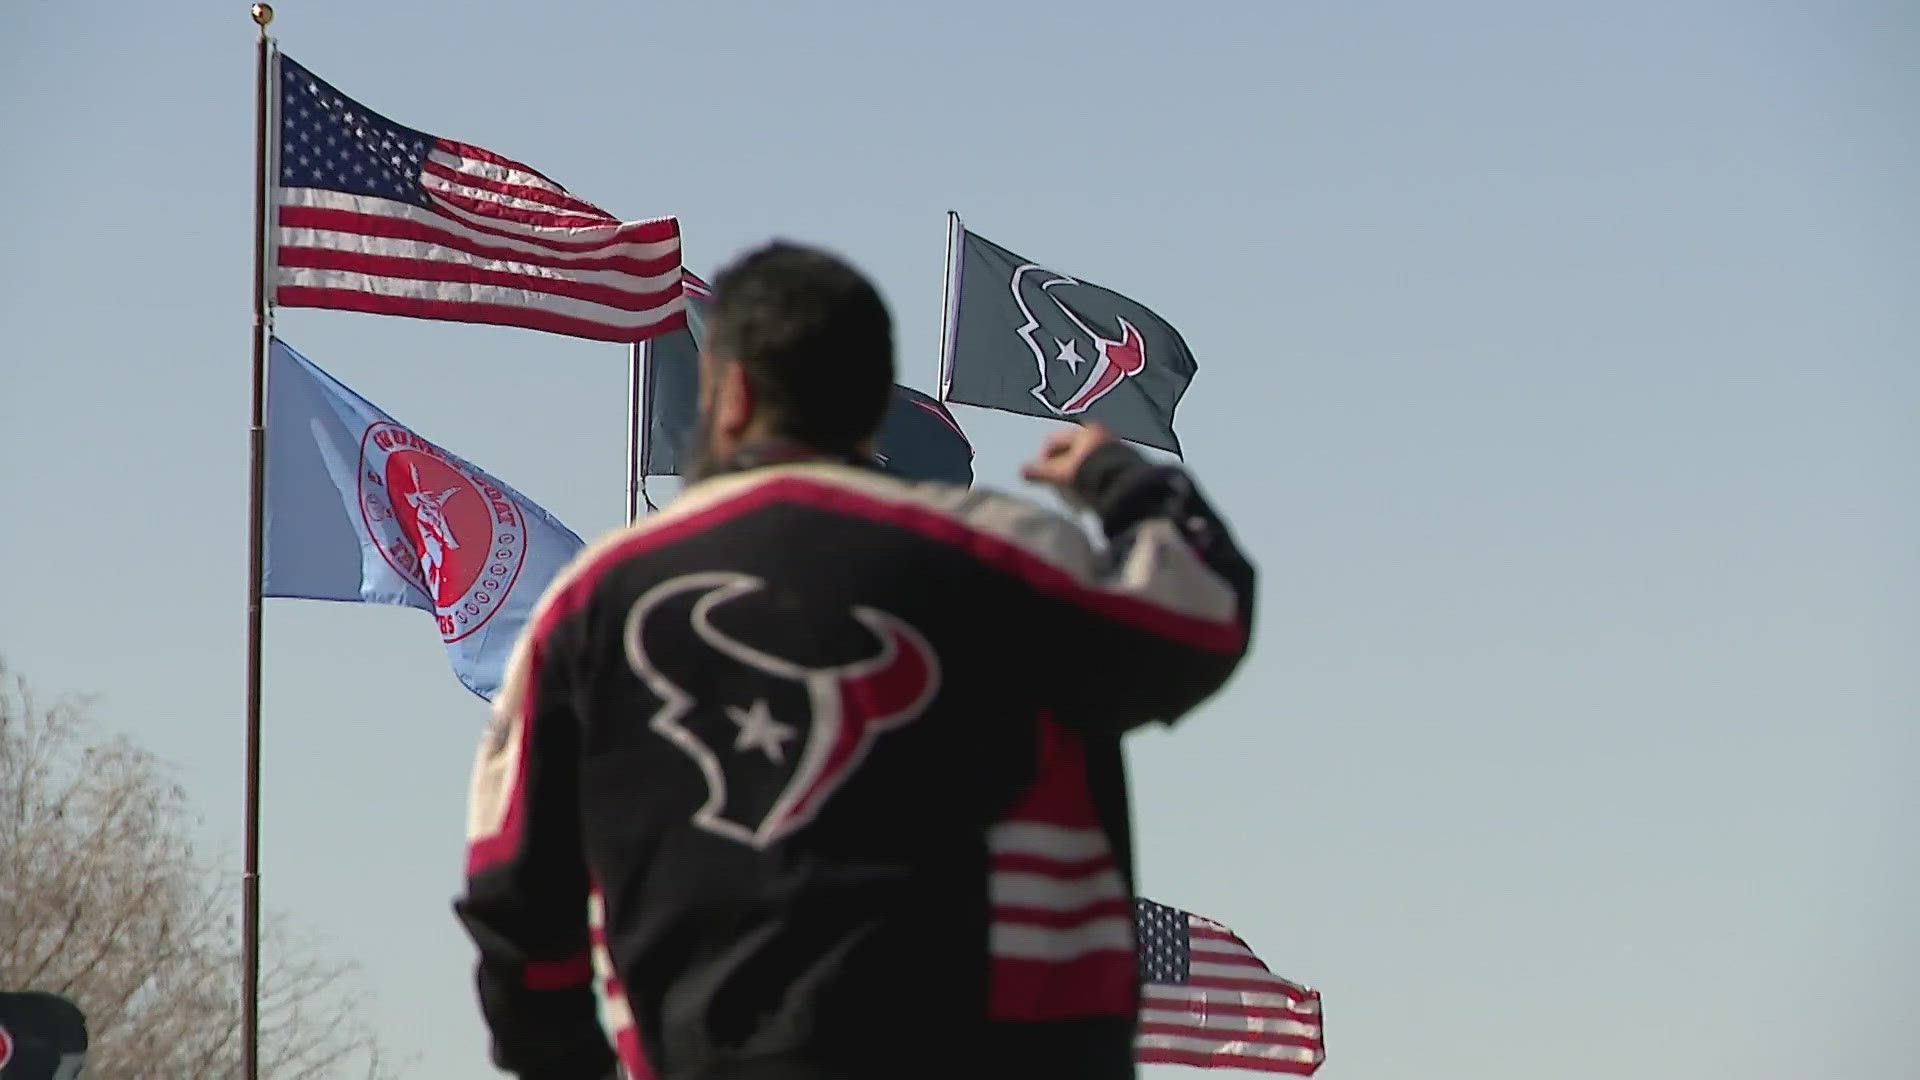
[4,2,1917,1078]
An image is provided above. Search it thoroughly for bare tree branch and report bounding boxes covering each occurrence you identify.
[0,659,397,1079]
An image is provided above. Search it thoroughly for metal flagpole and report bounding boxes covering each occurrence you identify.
[936,211,963,399]
[639,336,659,516]
[625,336,648,522]
[243,6,276,1080]
[625,338,641,518]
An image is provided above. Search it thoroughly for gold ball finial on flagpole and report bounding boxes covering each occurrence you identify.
[251,3,274,26]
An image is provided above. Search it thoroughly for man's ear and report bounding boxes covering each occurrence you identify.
[716,359,755,441]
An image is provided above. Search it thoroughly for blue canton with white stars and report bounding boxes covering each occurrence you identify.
[279,54,432,207]
[1134,897,1192,985]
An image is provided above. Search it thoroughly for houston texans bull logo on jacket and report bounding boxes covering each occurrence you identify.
[623,572,940,849]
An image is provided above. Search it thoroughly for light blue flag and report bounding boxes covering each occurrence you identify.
[262,337,584,700]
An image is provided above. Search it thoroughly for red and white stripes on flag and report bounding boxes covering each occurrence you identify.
[1134,901,1326,1075]
[272,53,685,344]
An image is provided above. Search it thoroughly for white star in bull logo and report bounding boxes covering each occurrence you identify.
[726,698,795,764]
[1055,337,1086,372]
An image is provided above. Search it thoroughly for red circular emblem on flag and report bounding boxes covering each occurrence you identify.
[356,421,529,643]
[0,1022,14,1069]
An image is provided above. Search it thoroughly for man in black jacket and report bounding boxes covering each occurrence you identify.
[455,241,1255,1080]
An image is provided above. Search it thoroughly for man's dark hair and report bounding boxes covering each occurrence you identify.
[706,241,895,454]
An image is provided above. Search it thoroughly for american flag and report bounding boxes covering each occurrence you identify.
[272,53,685,343]
[1135,898,1326,1075]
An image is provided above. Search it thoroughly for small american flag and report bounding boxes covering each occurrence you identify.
[1135,898,1326,1075]
[272,53,685,343]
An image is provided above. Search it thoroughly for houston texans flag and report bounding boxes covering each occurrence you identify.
[642,271,975,485]
[272,53,685,343]
[941,217,1197,455]
[870,385,976,486]
[261,338,584,699]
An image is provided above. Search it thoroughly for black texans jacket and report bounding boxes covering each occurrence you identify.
[454,441,1255,1080]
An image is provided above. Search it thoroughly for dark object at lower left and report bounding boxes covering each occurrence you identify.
[0,991,88,1080]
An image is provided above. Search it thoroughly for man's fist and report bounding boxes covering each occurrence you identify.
[1020,422,1116,493]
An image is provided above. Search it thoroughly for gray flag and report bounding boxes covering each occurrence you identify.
[942,223,1197,455]
[642,284,973,484]
[638,306,703,477]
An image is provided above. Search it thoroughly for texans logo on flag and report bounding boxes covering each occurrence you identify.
[1012,263,1150,417]
[623,573,941,849]
[944,223,1196,455]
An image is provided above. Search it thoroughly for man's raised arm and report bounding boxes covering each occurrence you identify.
[1019,426,1257,735]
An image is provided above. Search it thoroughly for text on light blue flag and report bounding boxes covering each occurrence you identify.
[262,337,584,700]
